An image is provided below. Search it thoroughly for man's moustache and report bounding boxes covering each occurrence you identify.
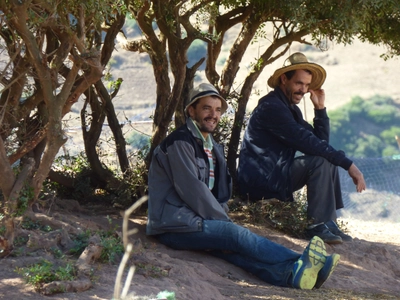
[205,117,217,122]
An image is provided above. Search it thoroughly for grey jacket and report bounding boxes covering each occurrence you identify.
[146,118,232,235]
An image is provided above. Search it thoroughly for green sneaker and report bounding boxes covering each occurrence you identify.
[314,253,340,288]
[292,236,327,289]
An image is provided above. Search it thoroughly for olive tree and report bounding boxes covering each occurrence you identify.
[0,0,126,255]
[121,0,400,184]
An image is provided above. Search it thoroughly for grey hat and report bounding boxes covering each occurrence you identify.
[185,83,228,116]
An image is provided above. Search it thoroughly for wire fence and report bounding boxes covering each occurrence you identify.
[338,155,400,223]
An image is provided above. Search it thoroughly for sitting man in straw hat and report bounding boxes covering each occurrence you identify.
[147,82,340,289]
[237,52,366,244]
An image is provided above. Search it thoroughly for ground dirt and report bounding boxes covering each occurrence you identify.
[1,201,399,300]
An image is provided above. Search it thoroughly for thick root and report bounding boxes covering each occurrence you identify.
[41,278,92,295]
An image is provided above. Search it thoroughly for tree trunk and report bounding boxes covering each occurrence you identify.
[174,59,205,128]
[144,53,172,167]
[94,80,131,177]
[226,30,309,189]
[81,88,132,204]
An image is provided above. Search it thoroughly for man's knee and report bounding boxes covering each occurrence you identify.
[308,156,332,170]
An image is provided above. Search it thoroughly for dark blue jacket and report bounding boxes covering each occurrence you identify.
[237,87,352,202]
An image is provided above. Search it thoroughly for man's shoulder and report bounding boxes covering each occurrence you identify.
[264,89,285,102]
[166,124,191,140]
[160,124,195,148]
[254,90,287,111]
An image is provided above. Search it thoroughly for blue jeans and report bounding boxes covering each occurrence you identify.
[156,220,301,287]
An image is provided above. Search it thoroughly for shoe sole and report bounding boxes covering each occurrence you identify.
[314,253,340,289]
[293,236,327,289]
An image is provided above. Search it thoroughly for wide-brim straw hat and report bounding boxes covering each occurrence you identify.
[185,83,228,116]
[267,52,326,90]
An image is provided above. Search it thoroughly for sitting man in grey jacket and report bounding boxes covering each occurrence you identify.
[146,82,340,289]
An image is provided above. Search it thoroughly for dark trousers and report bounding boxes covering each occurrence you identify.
[291,155,344,224]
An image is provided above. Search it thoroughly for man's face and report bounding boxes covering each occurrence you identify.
[280,69,312,105]
[188,96,222,138]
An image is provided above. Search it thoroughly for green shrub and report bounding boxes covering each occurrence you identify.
[126,131,151,151]
[99,234,124,264]
[352,135,382,158]
[49,152,93,199]
[346,96,365,117]
[16,260,77,290]
[231,189,351,239]
[330,94,400,157]
[228,191,309,238]
[69,225,124,265]
[366,105,397,124]
[382,145,399,157]
[380,126,400,145]
[69,230,92,256]
[21,217,53,232]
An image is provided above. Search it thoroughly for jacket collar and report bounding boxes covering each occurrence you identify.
[186,117,199,138]
[274,86,292,107]
[186,117,216,149]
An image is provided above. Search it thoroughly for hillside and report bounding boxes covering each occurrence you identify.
[105,36,400,124]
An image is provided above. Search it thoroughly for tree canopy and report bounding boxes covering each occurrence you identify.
[120,0,400,176]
